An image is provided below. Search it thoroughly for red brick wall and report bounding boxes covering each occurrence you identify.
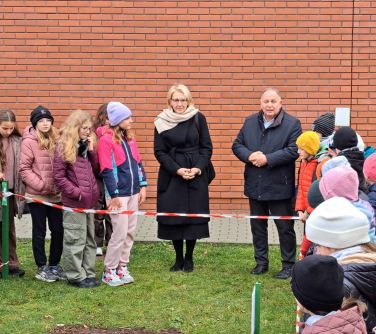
[1,1,375,212]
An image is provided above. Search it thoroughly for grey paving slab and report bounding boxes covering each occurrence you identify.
[16,215,304,245]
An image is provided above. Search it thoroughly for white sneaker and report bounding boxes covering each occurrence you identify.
[102,269,123,287]
[117,266,134,284]
[96,247,103,256]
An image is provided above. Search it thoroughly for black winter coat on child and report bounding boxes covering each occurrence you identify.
[338,147,367,193]
[343,262,376,333]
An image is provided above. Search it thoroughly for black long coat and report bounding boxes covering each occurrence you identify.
[154,112,213,225]
[232,109,302,201]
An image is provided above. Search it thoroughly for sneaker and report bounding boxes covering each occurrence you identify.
[96,247,103,256]
[86,277,101,287]
[35,265,59,282]
[49,265,67,281]
[116,266,134,284]
[68,278,93,288]
[101,269,123,287]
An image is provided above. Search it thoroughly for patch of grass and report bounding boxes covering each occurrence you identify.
[0,240,297,334]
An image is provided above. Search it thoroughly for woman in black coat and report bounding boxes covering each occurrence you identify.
[154,84,213,272]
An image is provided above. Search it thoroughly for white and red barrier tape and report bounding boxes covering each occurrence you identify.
[3,191,300,220]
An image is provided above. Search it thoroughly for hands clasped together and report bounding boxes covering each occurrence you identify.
[248,151,268,168]
[177,167,201,180]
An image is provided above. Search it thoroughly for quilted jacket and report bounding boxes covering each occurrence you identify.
[302,307,367,334]
[53,143,99,209]
[19,126,59,197]
[295,158,318,214]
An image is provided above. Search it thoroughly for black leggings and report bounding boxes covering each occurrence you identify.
[29,202,64,267]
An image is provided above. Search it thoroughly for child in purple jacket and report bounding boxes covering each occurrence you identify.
[54,110,100,288]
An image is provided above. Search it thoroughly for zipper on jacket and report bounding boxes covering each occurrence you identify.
[49,154,58,194]
[121,139,134,196]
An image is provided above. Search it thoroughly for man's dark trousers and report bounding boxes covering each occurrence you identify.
[249,198,296,269]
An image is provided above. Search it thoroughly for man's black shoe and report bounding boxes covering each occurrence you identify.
[276,267,292,279]
[251,264,268,275]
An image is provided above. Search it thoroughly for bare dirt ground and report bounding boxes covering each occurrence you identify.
[49,325,181,334]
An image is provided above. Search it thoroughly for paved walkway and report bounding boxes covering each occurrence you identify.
[16,215,303,245]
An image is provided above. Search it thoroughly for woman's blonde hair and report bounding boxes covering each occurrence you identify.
[167,84,194,109]
[58,110,95,163]
[36,126,59,155]
[362,242,376,253]
[341,297,367,314]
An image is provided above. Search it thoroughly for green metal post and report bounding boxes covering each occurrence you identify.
[251,282,261,334]
[1,180,9,279]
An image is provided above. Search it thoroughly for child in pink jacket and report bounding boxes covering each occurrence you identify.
[20,105,65,282]
[0,109,25,277]
[291,255,367,334]
[97,102,147,287]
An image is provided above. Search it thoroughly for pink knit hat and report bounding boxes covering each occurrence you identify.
[319,166,359,201]
[363,153,376,182]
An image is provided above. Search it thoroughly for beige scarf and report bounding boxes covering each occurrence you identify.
[154,105,199,134]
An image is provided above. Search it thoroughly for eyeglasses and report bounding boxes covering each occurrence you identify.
[171,98,188,103]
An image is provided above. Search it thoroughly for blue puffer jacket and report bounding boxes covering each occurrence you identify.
[232,109,302,201]
[368,183,376,213]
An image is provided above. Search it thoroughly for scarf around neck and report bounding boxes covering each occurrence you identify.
[77,139,89,158]
[154,105,199,134]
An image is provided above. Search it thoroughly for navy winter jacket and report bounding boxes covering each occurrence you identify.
[343,262,376,333]
[232,109,302,201]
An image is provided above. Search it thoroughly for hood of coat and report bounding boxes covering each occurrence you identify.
[22,125,38,142]
[338,148,364,165]
[96,125,112,139]
[342,261,376,305]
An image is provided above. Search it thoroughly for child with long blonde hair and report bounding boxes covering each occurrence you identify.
[0,109,25,277]
[53,110,100,288]
[20,105,65,282]
[97,102,147,287]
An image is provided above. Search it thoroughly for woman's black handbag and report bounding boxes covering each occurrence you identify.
[194,114,216,184]
[207,160,216,184]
